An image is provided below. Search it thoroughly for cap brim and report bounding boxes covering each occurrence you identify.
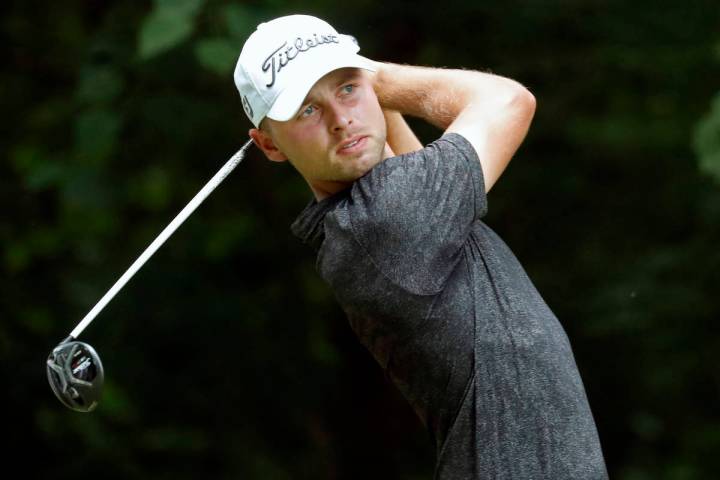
[266,54,376,123]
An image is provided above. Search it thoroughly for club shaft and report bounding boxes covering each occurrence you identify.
[70,140,253,339]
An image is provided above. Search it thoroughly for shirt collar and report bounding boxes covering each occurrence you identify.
[290,189,349,252]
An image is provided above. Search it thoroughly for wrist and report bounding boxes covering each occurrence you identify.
[370,61,393,108]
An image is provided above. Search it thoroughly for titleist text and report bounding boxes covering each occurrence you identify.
[262,33,340,88]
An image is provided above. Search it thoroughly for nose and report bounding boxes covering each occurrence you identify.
[327,101,353,133]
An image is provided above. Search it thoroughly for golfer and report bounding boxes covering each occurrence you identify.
[234,14,608,479]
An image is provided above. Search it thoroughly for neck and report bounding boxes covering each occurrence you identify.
[310,180,353,202]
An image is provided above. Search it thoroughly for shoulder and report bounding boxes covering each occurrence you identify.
[316,133,485,296]
[348,132,486,220]
[356,132,479,190]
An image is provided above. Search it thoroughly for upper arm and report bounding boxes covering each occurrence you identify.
[446,87,536,193]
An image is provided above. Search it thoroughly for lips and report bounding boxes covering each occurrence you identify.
[337,135,367,154]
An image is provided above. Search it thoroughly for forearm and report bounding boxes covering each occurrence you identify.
[371,60,536,193]
[373,62,530,130]
[383,109,423,155]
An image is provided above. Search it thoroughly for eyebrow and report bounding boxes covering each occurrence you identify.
[300,69,362,107]
[334,68,362,86]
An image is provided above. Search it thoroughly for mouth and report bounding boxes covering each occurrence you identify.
[336,135,368,155]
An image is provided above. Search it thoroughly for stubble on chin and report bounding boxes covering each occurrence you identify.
[323,134,386,182]
[360,136,386,171]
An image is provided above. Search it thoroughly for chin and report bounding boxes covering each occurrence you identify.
[333,140,385,180]
[355,153,385,178]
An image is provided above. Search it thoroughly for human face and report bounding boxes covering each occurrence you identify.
[252,68,388,200]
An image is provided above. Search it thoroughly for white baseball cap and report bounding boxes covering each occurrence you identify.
[233,15,375,128]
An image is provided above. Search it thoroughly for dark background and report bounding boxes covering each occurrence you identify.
[3,1,720,478]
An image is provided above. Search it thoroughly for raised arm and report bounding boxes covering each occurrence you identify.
[383,109,423,155]
[372,62,536,193]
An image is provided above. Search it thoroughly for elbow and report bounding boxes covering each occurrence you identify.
[500,86,536,132]
[509,85,536,120]
[523,88,536,119]
[523,88,536,114]
[487,81,536,122]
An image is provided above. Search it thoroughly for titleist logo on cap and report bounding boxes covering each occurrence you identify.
[262,33,340,88]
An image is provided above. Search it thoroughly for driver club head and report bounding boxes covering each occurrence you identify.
[46,337,104,412]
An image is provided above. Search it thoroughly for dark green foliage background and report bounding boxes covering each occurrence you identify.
[3,1,720,478]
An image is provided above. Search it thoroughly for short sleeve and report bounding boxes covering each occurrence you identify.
[347,132,487,295]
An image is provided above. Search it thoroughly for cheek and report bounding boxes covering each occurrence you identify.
[360,94,385,130]
[278,125,323,157]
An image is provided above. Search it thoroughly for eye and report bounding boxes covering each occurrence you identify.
[341,84,355,94]
[300,104,316,118]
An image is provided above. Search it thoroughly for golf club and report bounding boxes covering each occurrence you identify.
[46,139,254,412]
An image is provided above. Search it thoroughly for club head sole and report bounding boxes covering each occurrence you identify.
[47,340,104,413]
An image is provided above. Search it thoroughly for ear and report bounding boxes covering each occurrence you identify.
[249,128,288,163]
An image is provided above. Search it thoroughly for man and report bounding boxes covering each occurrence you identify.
[234,14,609,479]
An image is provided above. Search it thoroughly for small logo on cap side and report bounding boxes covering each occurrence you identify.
[242,95,254,119]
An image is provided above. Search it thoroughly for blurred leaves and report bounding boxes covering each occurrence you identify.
[2,1,720,480]
[224,3,262,40]
[194,4,267,76]
[138,0,205,60]
[126,165,172,211]
[76,67,125,105]
[141,427,209,452]
[74,109,123,164]
[693,91,720,183]
[194,37,238,75]
[11,145,64,192]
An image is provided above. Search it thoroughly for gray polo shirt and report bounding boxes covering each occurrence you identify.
[291,133,608,479]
